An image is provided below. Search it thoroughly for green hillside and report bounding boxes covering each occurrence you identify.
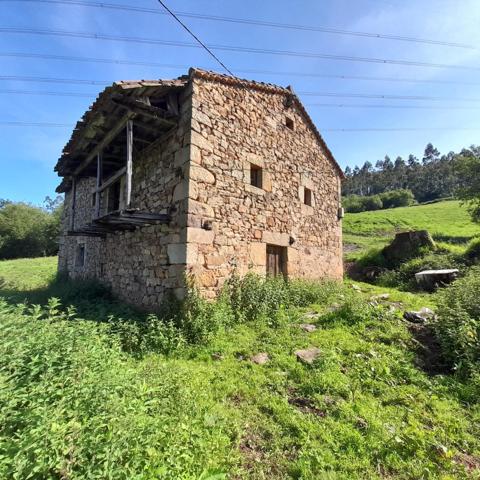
[343,200,480,257]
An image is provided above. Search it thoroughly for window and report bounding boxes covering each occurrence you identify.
[107,180,121,212]
[285,116,294,130]
[75,243,85,268]
[304,187,312,206]
[250,164,263,189]
[91,192,96,207]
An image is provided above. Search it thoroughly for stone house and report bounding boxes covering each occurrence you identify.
[55,68,344,308]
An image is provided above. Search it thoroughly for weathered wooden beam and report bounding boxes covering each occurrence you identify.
[70,176,76,230]
[126,120,133,207]
[96,166,126,193]
[73,111,135,176]
[112,95,177,126]
[94,152,103,218]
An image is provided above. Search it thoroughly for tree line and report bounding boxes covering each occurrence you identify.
[0,197,63,260]
[343,143,480,205]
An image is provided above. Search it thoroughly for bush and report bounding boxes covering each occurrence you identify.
[433,267,480,375]
[343,189,414,213]
[379,189,415,209]
[0,201,62,259]
[224,273,344,323]
[465,238,480,264]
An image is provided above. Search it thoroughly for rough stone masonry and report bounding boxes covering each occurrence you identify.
[56,68,344,309]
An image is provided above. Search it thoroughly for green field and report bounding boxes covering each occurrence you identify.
[343,200,480,258]
[1,257,480,478]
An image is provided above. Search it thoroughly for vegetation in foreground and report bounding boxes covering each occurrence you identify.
[343,200,480,259]
[1,257,480,479]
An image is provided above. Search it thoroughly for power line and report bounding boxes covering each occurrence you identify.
[3,88,480,103]
[322,127,480,132]
[299,92,480,102]
[2,27,480,70]
[0,75,110,85]
[2,71,480,88]
[5,0,477,50]
[0,121,72,126]
[306,103,480,110]
[156,0,232,75]
[0,89,92,97]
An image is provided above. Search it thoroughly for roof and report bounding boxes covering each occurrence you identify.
[55,68,344,191]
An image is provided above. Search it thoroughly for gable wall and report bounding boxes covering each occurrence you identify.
[185,77,343,297]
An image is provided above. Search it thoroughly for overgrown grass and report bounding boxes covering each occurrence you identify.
[343,200,480,259]
[1,258,480,478]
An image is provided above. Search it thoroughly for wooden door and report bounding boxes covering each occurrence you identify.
[266,245,287,277]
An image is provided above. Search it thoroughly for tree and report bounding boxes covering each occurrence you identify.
[422,143,440,164]
[0,200,63,259]
[455,155,480,222]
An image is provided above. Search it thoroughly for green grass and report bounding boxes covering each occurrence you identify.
[1,258,480,479]
[343,200,480,259]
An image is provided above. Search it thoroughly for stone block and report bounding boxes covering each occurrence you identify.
[167,243,186,264]
[187,227,215,244]
[262,231,290,247]
[249,242,266,266]
[190,164,215,184]
[188,199,214,218]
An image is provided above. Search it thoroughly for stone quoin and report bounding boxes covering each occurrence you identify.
[55,68,344,309]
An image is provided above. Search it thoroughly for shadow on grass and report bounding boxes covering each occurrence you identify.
[0,273,149,323]
[432,234,475,245]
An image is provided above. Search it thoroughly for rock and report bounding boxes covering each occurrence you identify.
[299,323,317,333]
[371,293,390,301]
[295,347,321,364]
[303,311,320,319]
[327,303,341,312]
[211,352,224,361]
[351,284,362,292]
[415,269,459,291]
[382,230,436,265]
[403,307,436,324]
[250,352,269,365]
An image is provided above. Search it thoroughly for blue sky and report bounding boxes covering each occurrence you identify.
[1,0,480,204]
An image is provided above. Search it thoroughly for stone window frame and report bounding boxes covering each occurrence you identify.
[243,154,272,194]
[298,174,315,214]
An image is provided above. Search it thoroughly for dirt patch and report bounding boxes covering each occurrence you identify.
[343,243,361,253]
[454,452,480,472]
[288,396,326,417]
[408,324,451,376]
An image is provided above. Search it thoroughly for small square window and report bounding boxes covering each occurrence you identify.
[286,117,294,130]
[304,187,312,206]
[75,243,85,268]
[250,164,263,189]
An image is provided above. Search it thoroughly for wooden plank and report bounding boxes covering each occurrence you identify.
[73,111,135,176]
[94,152,103,218]
[112,95,177,126]
[126,120,133,207]
[70,176,76,230]
[96,166,126,193]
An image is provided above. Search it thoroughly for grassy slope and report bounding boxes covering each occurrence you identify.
[1,258,480,479]
[343,200,480,258]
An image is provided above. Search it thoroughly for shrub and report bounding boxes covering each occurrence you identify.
[433,267,480,375]
[379,189,415,209]
[343,189,414,213]
[465,238,480,264]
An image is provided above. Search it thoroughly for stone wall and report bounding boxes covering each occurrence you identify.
[58,85,193,308]
[184,76,343,297]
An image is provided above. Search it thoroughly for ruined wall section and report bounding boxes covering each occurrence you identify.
[185,77,343,297]
[59,84,194,308]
